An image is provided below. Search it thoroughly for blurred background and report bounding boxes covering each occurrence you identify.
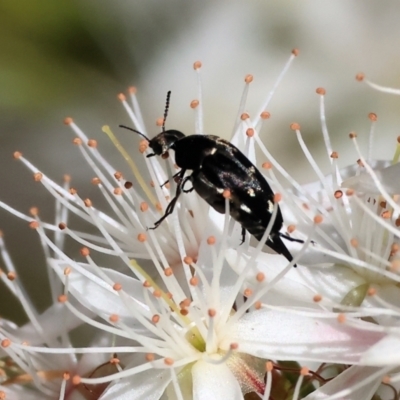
[1,0,400,323]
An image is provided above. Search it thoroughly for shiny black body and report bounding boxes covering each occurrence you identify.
[147,131,296,265]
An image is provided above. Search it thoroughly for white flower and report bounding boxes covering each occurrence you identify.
[275,76,400,400]
[0,51,391,399]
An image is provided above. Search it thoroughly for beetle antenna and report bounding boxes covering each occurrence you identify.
[119,125,150,141]
[162,91,171,132]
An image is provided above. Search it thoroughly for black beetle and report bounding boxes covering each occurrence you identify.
[120,92,301,265]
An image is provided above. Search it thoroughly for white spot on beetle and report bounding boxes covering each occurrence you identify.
[247,188,255,197]
[267,200,274,213]
[240,204,252,213]
[210,147,217,155]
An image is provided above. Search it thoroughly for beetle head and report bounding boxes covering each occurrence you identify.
[119,91,185,157]
[148,130,186,156]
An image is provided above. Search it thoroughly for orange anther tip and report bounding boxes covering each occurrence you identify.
[29,221,39,230]
[314,215,323,224]
[316,87,326,95]
[63,174,71,182]
[193,61,202,70]
[137,233,147,242]
[313,294,322,302]
[1,339,11,348]
[113,187,122,196]
[33,172,43,182]
[58,222,67,230]
[286,226,296,235]
[337,313,346,323]
[109,314,119,323]
[273,193,282,202]
[292,48,300,56]
[397,136,400,144]
[69,188,77,195]
[164,267,173,276]
[189,276,199,286]
[230,343,239,350]
[64,267,71,275]
[72,375,81,385]
[262,162,272,170]
[7,272,16,281]
[330,151,339,159]
[164,358,174,366]
[367,287,377,296]
[246,128,255,137]
[265,361,274,372]
[349,132,357,139]
[153,289,162,298]
[117,93,126,101]
[240,112,250,120]
[290,122,300,131]
[256,272,265,282]
[346,189,354,196]
[183,256,193,265]
[113,283,122,291]
[222,189,231,199]
[334,190,343,199]
[244,74,253,83]
[152,314,160,323]
[300,367,310,376]
[13,151,22,159]
[350,238,358,248]
[207,236,216,245]
[368,112,377,121]
[73,138,82,145]
[63,117,73,125]
[63,372,70,380]
[156,118,164,127]
[145,353,155,361]
[29,207,39,216]
[83,199,92,208]
[114,171,123,180]
[190,100,199,109]
[140,202,149,212]
[355,73,365,82]
[124,181,133,189]
[208,309,216,317]
[87,139,97,148]
[260,111,271,119]
[58,294,68,303]
[91,177,101,185]
[128,86,137,94]
[80,247,90,257]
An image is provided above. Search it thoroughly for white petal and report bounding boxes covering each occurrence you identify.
[303,366,383,400]
[226,249,365,304]
[14,302,89,345]
[360,334,400,365]
[99,369,171,400]
[342,162,400,195]
[222,309,383,363]
[50,259,152,328]
[192,360,243,400]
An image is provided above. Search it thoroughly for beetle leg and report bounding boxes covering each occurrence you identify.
[150,169,186,229]
[160,171,182,188]
[181,176,194,193]
[279,233,304,244]
[240,228,246,245]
